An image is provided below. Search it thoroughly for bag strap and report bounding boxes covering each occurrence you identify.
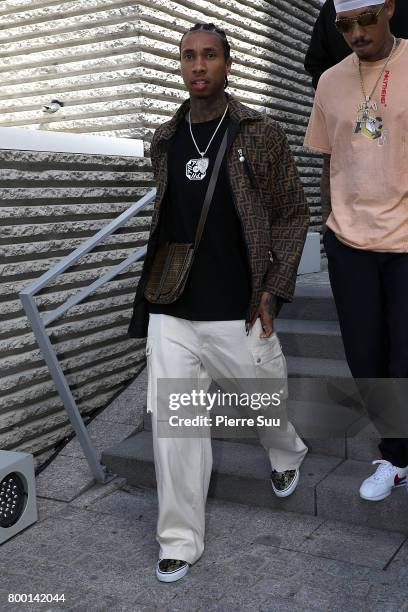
[193,127,229,250]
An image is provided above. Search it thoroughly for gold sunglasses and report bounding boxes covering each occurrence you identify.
[335,3,385,34]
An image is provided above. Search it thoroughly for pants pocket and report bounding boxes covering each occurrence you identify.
[251,328,287,378]
[250,321,283,365]
[248,332,288,429]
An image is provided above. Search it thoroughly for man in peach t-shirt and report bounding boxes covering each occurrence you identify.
[304,0,408,503]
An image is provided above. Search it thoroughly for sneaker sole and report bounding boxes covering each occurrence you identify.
[271,469,300,498]
[156,564,189,583]
[360,482,406,502]
[360,490,391,501]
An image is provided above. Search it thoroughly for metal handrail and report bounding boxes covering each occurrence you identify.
[19,188,156,483]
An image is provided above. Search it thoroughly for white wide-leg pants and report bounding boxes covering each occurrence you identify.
[146,314,308,565]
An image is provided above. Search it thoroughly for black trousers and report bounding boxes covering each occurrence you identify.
[323,229,408,468]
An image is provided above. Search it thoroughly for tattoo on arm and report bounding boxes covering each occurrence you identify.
[265,293,278,318]
[320,154,331,228]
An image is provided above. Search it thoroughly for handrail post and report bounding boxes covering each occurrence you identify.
[20,294,108,483]
[18,189,156,484]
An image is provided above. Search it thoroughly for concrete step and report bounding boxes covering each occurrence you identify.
[286,356,354,405]
[142,401,379,461]
[102,430,342,516]
[142,408,348,458]
[281,285,338,321]
[286,355,351,379]
[346,419,380,462]
[275,319,345,360]
[101,431,408,533]
[316,458,408,532]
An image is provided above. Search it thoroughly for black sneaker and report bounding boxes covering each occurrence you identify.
[156,558,189,583]
[270,468,299,497]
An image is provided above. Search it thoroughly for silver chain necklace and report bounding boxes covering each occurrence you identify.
[186,104,229,181]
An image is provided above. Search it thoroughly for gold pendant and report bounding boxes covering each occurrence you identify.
[353,111,383,140]
[353,98,383,140]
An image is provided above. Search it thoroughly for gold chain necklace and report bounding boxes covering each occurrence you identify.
[358,36,397,117]
[353,37,398,141]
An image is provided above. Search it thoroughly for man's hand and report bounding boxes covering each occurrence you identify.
[251,292,277,338]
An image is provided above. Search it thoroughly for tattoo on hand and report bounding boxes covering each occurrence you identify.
[265,294,277,318]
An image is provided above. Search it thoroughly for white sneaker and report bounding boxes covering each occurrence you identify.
[359,460,408,501]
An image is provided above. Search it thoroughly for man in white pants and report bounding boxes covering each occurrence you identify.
[128,23,309,582]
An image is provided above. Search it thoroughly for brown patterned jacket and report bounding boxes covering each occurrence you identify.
[128,94,309,338]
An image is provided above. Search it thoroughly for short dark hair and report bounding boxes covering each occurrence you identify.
[179,23,231,88]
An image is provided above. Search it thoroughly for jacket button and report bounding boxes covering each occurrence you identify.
[256,358,261,364]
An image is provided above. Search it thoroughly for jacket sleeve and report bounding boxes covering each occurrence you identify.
[261,121,310,303]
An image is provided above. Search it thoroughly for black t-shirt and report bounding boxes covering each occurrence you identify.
[148,112,251,321]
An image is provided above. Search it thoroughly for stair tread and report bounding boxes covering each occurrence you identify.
[103,429,340,481]
[294,284,334,299]
[142,399,378,460]
[316,459,408,531]
[287,356,351,377]
[276,319,340,335]
[281,283,338,321]
[103,431,377,480]
[102,433,407,532]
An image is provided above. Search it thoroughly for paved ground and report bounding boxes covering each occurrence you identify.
[2,366,408,612]
[1,479,408,612]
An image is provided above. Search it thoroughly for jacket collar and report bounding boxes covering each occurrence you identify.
[156,93,263,144]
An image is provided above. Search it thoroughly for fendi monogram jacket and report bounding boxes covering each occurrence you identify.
[128,94,309,338]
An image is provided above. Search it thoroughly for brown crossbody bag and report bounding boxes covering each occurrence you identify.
[144,129,229,305]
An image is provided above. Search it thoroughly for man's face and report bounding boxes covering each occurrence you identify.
[180,31,232,100]
[337,1,395,60]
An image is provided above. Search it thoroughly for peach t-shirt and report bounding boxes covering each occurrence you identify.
[304,39,408,252]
